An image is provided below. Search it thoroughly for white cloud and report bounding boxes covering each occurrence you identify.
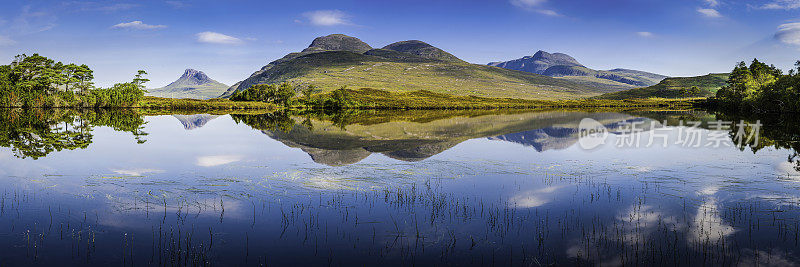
[704,0,720,7]
[95,3,138,12]
[13,6,56,34]
[536,9,561,16]
[112,21,166,30]
[64,2,139,12]
[510,0,561,16]
[636,31,654,38]
[0,35,15,46]
[776,22,800,46]
[195,31,244,45]
[697,8,722,18]
[302,10,352,26]
[196,155,243,167]
[761,0,800,9]
[165,1,188,8]
[510,0,547,8]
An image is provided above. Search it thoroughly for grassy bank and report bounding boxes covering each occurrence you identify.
[138,96,277,110]
[139,88,702,111]
[302,88,702,110]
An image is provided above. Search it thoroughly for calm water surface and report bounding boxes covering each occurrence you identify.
[0,109,799,266]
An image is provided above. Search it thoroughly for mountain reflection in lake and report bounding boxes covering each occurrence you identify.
[0,108,799,266]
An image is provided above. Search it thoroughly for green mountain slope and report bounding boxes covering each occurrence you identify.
[221,34,604,100]
[594,73,729,100]
[148,69,229,100]
[382,40,464,63]
[488,51,668,92]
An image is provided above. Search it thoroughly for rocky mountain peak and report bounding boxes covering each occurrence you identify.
[302,34,373,53]
[531,51,582,66]
[383,40,432,51]
[180,69,212,85]
[382,40,463,62]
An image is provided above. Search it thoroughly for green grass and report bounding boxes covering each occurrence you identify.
[307,88,698,110]
[140,88,700,111]
[138,96,276,110]
[595,73,729,100]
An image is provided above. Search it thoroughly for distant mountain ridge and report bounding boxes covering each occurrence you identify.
[488,51,668,92]
[220,34,606,100]
[489,51,583,74]
[148,69,229,100]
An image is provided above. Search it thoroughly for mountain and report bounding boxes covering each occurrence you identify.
[220,34,605,100]
[302,34,373,53]
[489,51,583,74]
[148,69,229,100]
[382,40,464,63]
[594,73,729,100]
[488,51,668,92]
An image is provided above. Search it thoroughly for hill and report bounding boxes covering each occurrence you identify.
[594,73,729,100]
[382,40,464,63]
[488,51,668,92]
[220,34,606,100]
[148,69,229,100]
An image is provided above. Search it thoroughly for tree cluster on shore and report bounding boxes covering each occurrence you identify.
[229,83,354,109]
[0,54,148,108]
[715,59,800,113]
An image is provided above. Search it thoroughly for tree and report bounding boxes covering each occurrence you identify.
[133,70,149,90]
[275,83,296,105]
[74,64,94,93]
[716,59,782,110]
[689,86,701,96]
[301,84,316,99]
[12,54,58,91]
[230,83,296,106]
[61,64,82,92]
[715,58,796,112]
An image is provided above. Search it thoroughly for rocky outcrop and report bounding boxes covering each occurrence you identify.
[302,34,372,53]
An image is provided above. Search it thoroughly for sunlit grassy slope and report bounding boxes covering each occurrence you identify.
[595,73,729,100]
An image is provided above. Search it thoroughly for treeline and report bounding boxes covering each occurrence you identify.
[715,59,800,113]
[229,83,354,109]
[0,54,148,108]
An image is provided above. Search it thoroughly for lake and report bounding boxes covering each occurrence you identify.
[0,108,798,266]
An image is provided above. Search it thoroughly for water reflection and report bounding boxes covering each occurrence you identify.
[0,109,146,159]
[172,114,220,130]
[0,108,798,265]
[233,111,662,165]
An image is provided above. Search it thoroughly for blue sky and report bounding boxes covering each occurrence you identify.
[0,0,798,87]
